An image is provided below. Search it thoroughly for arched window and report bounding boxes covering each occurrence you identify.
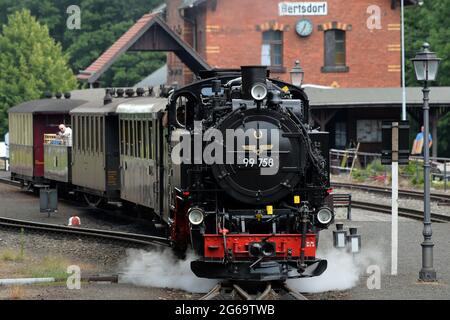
[261,30,283,69]
[322,29,349,72]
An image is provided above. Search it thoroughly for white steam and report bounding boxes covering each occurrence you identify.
[287,245,386,293]
[119,248,217,293]
[119,245,385,295]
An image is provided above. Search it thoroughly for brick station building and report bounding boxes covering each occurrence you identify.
[79,0,450,156]
[166,0,415,88]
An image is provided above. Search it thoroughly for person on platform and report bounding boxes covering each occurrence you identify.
[411,126,432,156]
[57,124,72,146]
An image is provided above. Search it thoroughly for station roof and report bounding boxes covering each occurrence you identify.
[8,99,88,115]
[306,87,450,109]
[77,14,210,84]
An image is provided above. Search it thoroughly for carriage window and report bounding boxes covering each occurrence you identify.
[124,120,129,156]
[82,116,86,152]
[137,120,142,158]
[94,117,99,153]
[175,95,195,129]
[120,119,124,155]
[141,120,146,159]
[77,117,81,151]
[85,116,89,152]
[131,120,136,157]
[134,120,138,158]
[87,117,92,152]
[91,117,95,153]
[99,117,104,153]
[143,120,148,159]
[148,120,154,159]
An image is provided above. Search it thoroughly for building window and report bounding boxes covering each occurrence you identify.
[357,120,382,143]
[322,29,349,73]
[261,30,284,71]
[335,122,347,148]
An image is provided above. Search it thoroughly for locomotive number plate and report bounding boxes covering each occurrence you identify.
[242,157,274,167]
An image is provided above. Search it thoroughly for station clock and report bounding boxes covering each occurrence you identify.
[295,19,313,37]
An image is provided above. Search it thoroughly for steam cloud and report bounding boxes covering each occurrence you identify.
[287,245,385,293]
[120,245,385,295]
[120,248,217,293]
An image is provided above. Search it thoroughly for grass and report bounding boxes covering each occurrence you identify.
[0,249,24,262]
[20,256,70,280]
[351,159,386,182]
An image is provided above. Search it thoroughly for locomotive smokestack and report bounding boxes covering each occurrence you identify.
[241,66,267,100]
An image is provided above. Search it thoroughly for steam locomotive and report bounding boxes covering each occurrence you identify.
[8,66,332,282]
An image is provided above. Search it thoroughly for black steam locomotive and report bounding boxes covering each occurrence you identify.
[8,66,332,282]
[167,66,332,281]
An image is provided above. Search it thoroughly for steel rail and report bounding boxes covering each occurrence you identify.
[351,200,450,223]
[0,216,172,247]
[200,281,308,300]
[331,181,450,203]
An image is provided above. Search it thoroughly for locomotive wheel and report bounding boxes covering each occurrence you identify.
[83,194,103,208]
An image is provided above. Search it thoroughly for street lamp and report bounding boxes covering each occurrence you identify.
[411,42,441,282]
[290,60,304,87]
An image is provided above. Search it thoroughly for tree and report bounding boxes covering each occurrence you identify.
[0,9,77,137]
[0,0,165,87]
[405,1,450,156]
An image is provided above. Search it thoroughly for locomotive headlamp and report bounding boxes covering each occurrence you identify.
[250,83,268,101]
[188,208,204,226]
[317,207,333,225]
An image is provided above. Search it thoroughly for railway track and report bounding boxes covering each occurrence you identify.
[351,200,450,223]
[332,181,450,203]
[0,216,172,247]
[200,282,308,300]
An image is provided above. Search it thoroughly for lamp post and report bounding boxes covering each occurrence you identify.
[411,42,441,282]
[290,60,304,87]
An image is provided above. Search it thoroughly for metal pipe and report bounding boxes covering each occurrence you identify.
[0,278,55,286]
[419,80,437,281]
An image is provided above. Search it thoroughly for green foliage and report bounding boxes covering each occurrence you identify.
[351,159,385,181]
[405,1,450,87]
[0,0,165,88]
[0,9,77,137]
[405,1,450,157]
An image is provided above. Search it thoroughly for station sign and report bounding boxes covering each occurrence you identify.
[381,121,410,165]
[279,2,328,16]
